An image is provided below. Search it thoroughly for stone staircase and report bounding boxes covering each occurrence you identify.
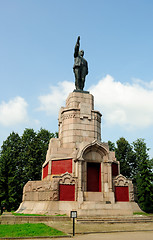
[77,215,153,224]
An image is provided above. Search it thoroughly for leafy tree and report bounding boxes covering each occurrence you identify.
[132,139,153,213]
[115,137,136,179]
[0,132,22,211]
[0,128,56,211]
[20,128,55,182]
[108,140,115,151]
[20,128,38,182]
[109,137,153,213]
[36,128,56,173]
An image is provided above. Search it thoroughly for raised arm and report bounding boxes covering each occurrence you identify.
[74,36,80,58]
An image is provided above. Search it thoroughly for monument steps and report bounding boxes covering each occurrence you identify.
[79,201,139,210]
[77,215,153,224]
[76,201,143,216]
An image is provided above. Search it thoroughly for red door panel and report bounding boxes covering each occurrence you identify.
[87,162,101,192]
[115,186,129,202]
[59,184,75,201]
[43,163,48,179]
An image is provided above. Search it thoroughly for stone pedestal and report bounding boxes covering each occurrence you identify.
[58,91,101,147]
[17,90,142,216]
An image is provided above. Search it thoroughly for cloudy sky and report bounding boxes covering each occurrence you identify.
[0,0,153,157]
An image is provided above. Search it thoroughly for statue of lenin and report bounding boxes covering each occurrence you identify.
[73,36,88,91]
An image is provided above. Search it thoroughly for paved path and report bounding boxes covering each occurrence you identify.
[2,231,153,240]
[61,231,153,240]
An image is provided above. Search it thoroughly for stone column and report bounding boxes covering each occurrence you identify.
[77,159,84,203]
[48,160,52,179]
[100,162,104,193]
[108,162,113,191]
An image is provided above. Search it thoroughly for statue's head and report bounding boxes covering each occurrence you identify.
[79,50,84,57]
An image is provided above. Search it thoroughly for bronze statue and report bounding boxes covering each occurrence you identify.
[73,36,88,91]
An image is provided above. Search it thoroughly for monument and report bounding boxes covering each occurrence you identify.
[73,36,88,91]
[17,37,141,216]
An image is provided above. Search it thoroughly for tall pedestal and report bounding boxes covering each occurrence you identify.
[17,91,142,216]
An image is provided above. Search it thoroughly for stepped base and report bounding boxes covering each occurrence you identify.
[17,201,142,216]
[77,215,153,223]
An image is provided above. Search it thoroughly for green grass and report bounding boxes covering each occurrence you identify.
[55,214,67,216]
[0,223,66,237]
[12,212,47,216]
[12,212,67,217]
[133,212,153,216]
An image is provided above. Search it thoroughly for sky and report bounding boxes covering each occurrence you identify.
[0,0,153,158]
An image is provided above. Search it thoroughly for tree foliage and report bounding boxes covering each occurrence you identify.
[0,132,22,211]
[109,137,153,213]
[132,139,153,212]
[115,137,137,180]
[0,128,56,211]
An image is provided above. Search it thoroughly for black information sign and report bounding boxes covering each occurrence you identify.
[70,211,77,236]
[70,211,77,218]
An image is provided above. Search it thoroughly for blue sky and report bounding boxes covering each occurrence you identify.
[0,0,153,157]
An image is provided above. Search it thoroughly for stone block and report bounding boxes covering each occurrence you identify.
[84,192,103,201]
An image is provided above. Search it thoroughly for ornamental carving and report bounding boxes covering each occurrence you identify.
[23,180,58,193]
[113,174,129,186]
[23,180,59,201]
[79,140,109,161]
[49,191,58,201]
[59,172,76,185]
[62,114,77,121]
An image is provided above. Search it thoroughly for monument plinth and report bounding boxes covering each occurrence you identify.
[17,91,141,216]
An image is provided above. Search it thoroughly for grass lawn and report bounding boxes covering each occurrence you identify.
[12,212,67,217]
[133,212,153,216]
[0,223,66,238]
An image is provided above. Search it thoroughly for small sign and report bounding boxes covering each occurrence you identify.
[70,211,77,218]
[70,211,77,236]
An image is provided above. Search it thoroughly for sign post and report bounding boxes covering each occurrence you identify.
[70,211,77,236]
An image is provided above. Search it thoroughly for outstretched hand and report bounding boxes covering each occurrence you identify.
[77,36,80,44]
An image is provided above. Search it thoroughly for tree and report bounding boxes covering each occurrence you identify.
[20,128,55,182]
[132,139,153,213]
[109,137,153,212]
[115,137,136,179]
[0,132,22,211]
[0,128,56,211]
[108,140,115,151]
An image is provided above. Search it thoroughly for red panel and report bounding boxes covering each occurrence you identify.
[99,163,101,192]
[43,163,48,179]
[59,184,75,201]
[87,163,101,192]
[51,159,72,175]
[112,163,119,177]
[115,186,129,202]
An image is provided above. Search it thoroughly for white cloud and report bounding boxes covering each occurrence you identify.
[37,75,153,130]
[38,81,74,115]
[0,97,28,126]
[132,78,153,89]
[89,75,153,129]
